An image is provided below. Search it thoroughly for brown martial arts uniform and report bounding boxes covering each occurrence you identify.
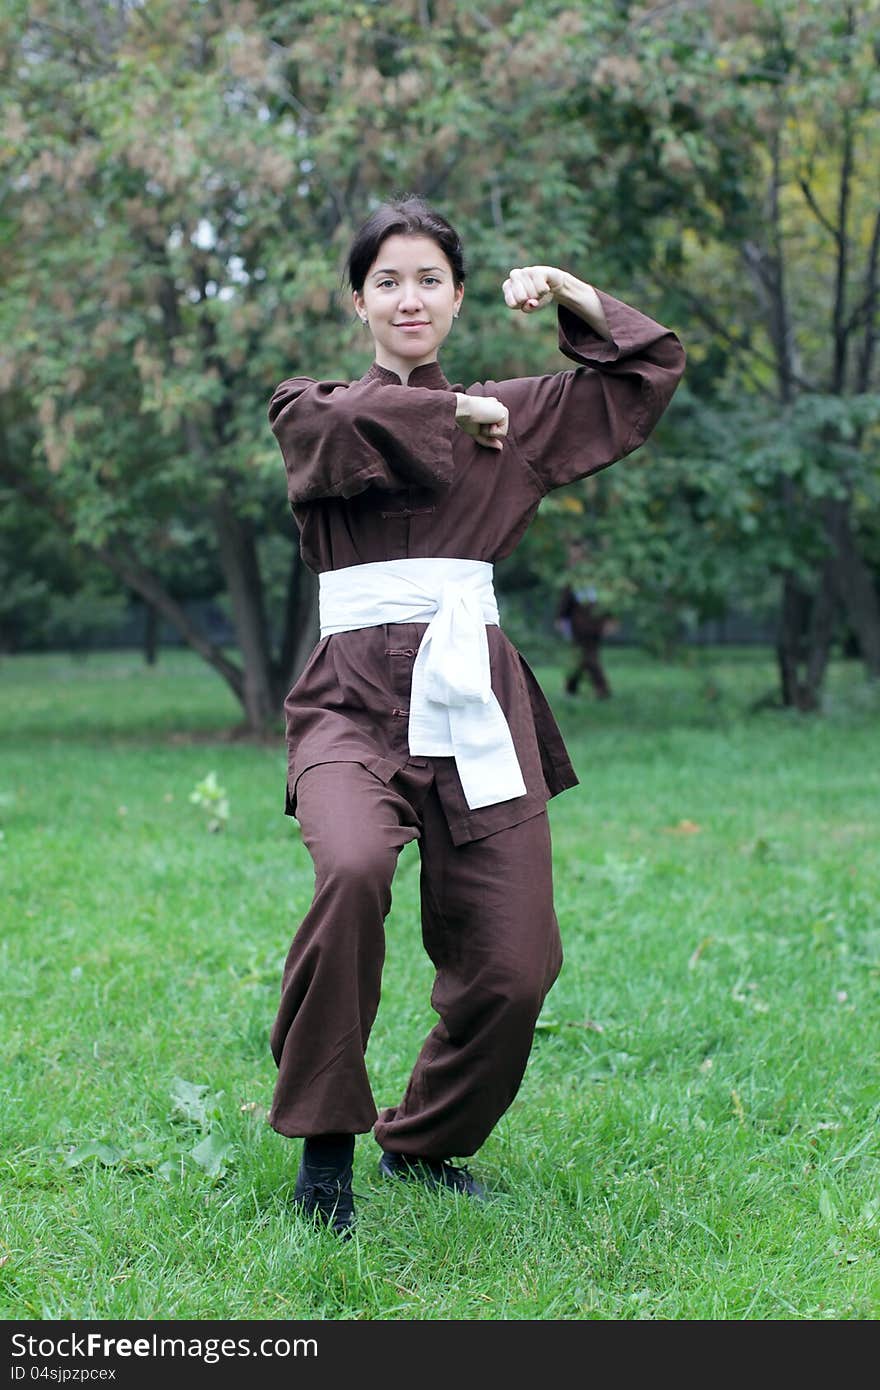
[267,291,685,1158]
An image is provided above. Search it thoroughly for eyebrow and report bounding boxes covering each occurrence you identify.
[371,266,446,277]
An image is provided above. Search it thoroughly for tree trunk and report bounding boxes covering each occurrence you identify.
[276,543,319,703]
[210,495,280,736]
[0,451,250,705]
[803,560,838,705]
[0,459,323,737]
[777,577,816,710]
[289,569,320,686]
[823,497,880,678]
[143,600,159,666]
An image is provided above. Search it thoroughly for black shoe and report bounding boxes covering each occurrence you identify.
[378,1149,487,1200]
[294,1155,355,1237]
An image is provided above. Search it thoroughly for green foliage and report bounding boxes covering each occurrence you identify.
[0,0,877,701]
[189,770,230,833]
[0,482,128,651]
[495,0,880,661]
[62,1078,233,1182]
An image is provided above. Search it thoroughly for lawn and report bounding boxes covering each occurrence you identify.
[1,645,878,1321]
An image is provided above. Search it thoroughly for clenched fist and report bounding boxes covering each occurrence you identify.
[454,393,509,451]
[502,266,567,313]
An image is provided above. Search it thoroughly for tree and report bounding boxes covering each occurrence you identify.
[502,0,880,708]
[0,0,625,730]
[6,1,875,726]
[579,0,880,707]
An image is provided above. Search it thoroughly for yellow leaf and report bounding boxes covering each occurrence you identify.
[665,819,702,834]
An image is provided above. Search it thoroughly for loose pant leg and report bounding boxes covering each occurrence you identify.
[268,761,426,1138]
[373,795,563,1160]
[567,641,610,697]
[564,654,582,694]
[581,640,611,698]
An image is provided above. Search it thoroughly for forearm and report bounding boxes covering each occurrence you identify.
[553,272,612,340]
[496,286,686,493]
[272,378,458,501]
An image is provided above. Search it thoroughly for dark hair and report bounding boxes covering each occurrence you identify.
[345,195,466,294]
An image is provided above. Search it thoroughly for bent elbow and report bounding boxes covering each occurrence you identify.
[268,377,316,431]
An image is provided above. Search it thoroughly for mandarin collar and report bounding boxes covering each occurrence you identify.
[364,359,451,390]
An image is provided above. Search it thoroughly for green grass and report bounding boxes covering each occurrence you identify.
[1,646,878,1320]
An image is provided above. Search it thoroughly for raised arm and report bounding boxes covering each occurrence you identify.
[269,375,460,504]
[492,267,686,494]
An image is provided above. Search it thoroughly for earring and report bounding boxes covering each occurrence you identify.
[453,310,460,319]
[360,315,369,325]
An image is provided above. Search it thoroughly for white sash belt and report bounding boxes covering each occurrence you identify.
[319,558,527,810]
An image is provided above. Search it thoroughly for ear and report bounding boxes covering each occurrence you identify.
[454,284,464,316]
[352,289,366,321]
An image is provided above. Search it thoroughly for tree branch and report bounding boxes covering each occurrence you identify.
[856,205,880,391]
[831,111,854,393]
[0,458,244,694]
[829,4,859,393]
[796,176,841,243]
[652,274,789,399]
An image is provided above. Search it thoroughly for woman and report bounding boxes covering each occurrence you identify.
[267,196,685,1235]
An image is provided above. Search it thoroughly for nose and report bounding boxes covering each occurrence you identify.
[397,283,424,314]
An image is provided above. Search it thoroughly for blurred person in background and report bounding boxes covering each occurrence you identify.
[556,543,618,699]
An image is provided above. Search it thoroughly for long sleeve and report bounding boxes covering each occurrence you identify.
[492,290,685,495]
[269,376,460,504]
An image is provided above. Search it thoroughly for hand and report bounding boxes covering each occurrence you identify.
[502,265,566,314]
[455,393,509,451]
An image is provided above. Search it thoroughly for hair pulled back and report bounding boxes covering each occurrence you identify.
[345,195,466,294]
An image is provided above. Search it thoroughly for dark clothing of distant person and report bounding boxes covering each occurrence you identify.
[267,292,685,1155]
[558,585,615,699]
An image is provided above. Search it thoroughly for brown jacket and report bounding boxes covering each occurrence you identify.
[269,291,685,845]
[557,586,615,644]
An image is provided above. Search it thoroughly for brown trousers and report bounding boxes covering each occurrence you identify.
[565,639,611,698]
[269,760,563,1159]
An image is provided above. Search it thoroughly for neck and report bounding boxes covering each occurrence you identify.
[373,349,439,384]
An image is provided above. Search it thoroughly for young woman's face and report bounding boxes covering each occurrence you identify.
[353,234,463,378]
